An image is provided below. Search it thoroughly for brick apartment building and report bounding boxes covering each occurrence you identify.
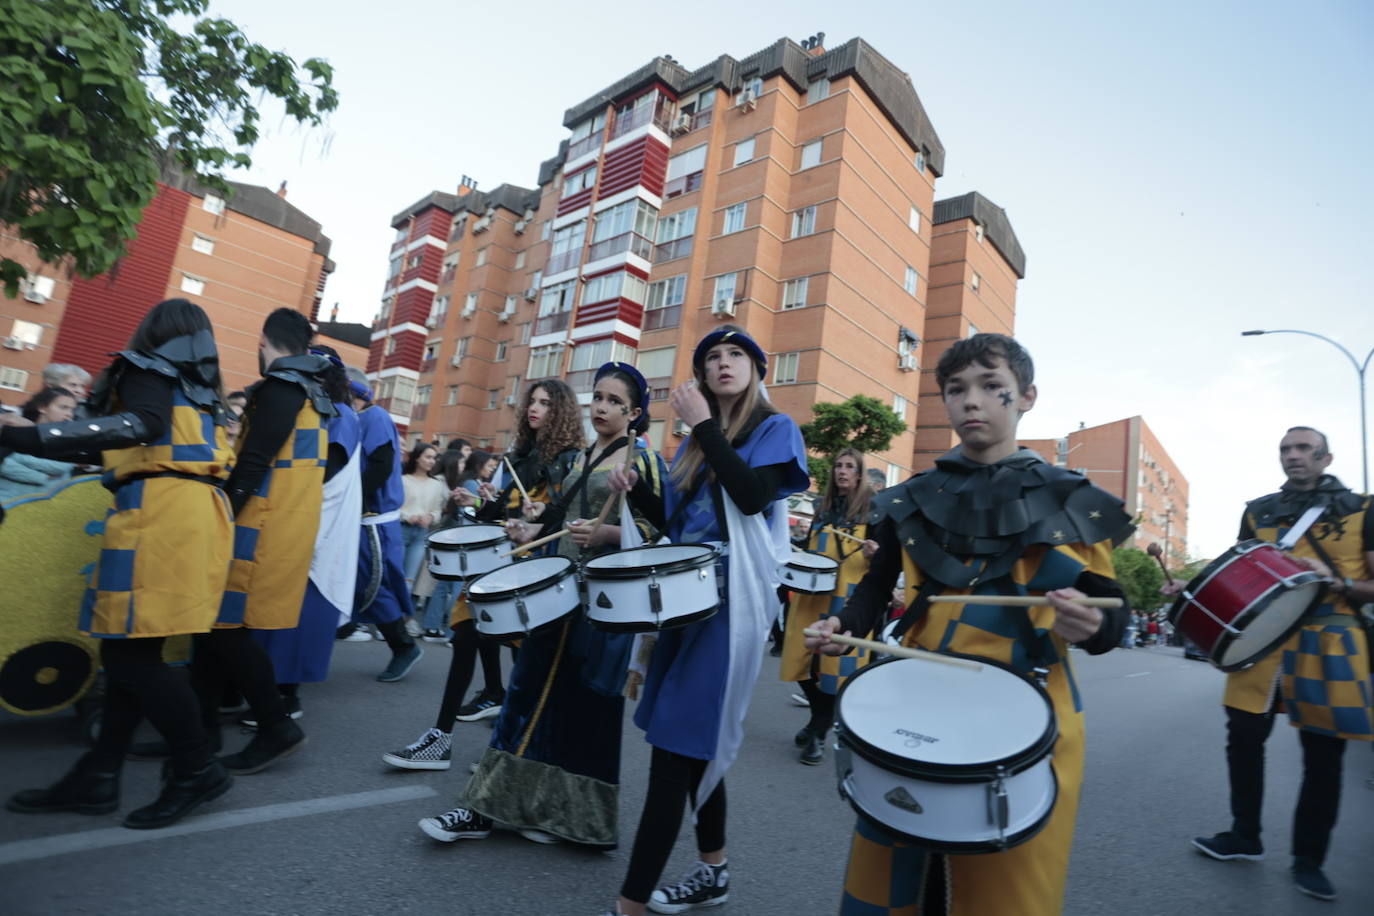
[1022,416,1190,562]
[0,167,353,401]
[369,35,1026,485]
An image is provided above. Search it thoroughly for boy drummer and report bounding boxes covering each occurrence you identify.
[808,333,1132,916]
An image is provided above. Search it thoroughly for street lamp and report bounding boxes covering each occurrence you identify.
[1241,329,1373,493]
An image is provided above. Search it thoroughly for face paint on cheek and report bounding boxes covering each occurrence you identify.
[998,389,1014,408]
[620,406,629,416]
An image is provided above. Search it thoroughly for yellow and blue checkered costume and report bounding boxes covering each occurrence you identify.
[781,515,875,692]
[82,387,233,638]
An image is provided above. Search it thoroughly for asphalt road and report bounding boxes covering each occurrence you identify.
[1,640,1370,915]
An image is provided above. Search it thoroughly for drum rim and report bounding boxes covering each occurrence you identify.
[428,526,508,551]
[786,550,840,572]
[585,603,720,632]
[835,655,1059,782]
[841,767,1059,853]
[582,542,718,580]
[1210,579,1327,671]
[467,556,575,599]
[1167,539,1314,624]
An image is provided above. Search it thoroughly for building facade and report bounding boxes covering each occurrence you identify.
[369,36,1025,484]
[1,169,334,400]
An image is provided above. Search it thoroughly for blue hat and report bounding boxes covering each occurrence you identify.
[692,326,767,376]
[595,361,651,433]
[349,379,373,402]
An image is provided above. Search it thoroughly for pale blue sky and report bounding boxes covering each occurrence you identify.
[213,0,1374,558]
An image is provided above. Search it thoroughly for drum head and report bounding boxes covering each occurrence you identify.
[429,525,507,549]
[840,656,1053,771]
[1218,578,1324,668]
[468,557,571,596]
[584,544,714,574]
[788,550,839,572]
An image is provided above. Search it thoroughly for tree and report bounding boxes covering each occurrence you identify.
[1112,546,1166,613]
[800,394,907,491]
[0,0,338,294]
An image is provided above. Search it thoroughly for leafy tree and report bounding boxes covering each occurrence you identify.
[800,394,907,491]
[0,0,338,294]
[1112,546,1166,613]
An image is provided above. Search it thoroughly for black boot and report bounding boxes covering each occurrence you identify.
[220,718,306,774]
[800,734,824,766]
[794,723,814,748]
[122,760,232,829]
[7,752,120,815]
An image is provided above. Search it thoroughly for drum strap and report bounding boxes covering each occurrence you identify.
[885,577,944,644]
[993,576,1058,673]
[1301,529,1365,616]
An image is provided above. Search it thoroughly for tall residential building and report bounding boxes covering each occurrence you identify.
[1,168,334,399]
[369,35,1025,485]
[1022,416,1190,562]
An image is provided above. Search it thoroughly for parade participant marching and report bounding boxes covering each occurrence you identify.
[418,361,665,848]
[248,346,361,722]
[196,308,334,774]
[600,326,810,916]
[1188,426,1373,902]
[381,380,583,770]
[346,368,424,683]
[808,333,1132,916]
[399,441,446,601]
[3,299,236,828]
[415,448,497,641]
[781,448,879,766]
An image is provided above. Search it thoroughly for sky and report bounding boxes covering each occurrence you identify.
[207,0,1374,560]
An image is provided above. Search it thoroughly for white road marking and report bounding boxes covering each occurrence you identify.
[1125,671,1152,678]
[0,784,437,867]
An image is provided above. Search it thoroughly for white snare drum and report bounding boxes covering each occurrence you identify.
[582,544,720,632]
[782,550,840,594]
[835,655,1058,853]
[428,525,509,580]
[467,557,581,639]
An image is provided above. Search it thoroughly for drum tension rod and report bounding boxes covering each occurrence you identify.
[1180,590,1243,635]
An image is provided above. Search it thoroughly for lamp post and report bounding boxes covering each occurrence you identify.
[1241,329,1373,493]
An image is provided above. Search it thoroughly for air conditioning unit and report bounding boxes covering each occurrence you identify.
[2,336,22,350]
[671,113,692,134]
[425,315,439,328]
[450,354,463,368]
[498,306,515,322]
[711,298,736,318]
[898,353,918,371]
[23,290,47,304]
[472,216,491,233]
[461,303,476,318]
[673,418,691,436]
[523,287,537,301]
[737,88,757,110]
[505,394,517,406]
[513,219,527,235]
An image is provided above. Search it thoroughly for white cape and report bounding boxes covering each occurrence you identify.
[309,444,362,625]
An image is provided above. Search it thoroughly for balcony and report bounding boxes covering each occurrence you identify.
[567,129,603,161]
[664,171,704,199]
[653,237,693,263]
[546,248,581,275]
[586,231,654,264]
[420,357,436,374]
[410,403,428,423]
[534,311,571,336]
[643,305,681,331]
[646,376,671,401]
[609,97,674,140]
[565,368,597,394]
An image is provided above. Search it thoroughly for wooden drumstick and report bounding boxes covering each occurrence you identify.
[934,595,1123,608]
[803,629,983,670]
[822,526,867,544]
[503,455,532,506]
[1146,542,1171,578]
[499,527,568,559]
[590,435,636,542]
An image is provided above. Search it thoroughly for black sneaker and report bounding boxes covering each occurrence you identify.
[6,752,120,815]
[377,644,423,683]
[382,728,452,770]
[220,719,306,774]
[418,806,492,842]
[1191,831,1264,861]
[421,628,450,643]
[649,859,729,913]
[1291,858,1336,901]
[455,691,504,722]
[799,735,824,766]
[240,695,303,728]
[793,724,813,748]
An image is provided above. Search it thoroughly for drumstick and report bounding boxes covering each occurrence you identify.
[499,527,568,559]
[822,526,867,544]
[1146,542,1171,579]
[935,595,1124,608]
[503,456,531,506]
[803,629,983,670]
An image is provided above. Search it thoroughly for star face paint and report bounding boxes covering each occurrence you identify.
[940,357,1036,464]
[998,389,1014,407]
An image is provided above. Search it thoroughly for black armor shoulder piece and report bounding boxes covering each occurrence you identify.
[91,329,225,416]
[265,354,339,418]
[1246,476,1364,528]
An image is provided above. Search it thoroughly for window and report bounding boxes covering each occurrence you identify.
[180,274,205,296]
[387,255,402,281]
[593,199,657,243]
[898,327,920,360]
[644,276,685,330]
[568,111,607,158]
[569,338,635,372]
[806,78,830,104]
[202,194,224,215]
[441,253,460,282]
[886,464,901,488]
[495,340,508,361]
[508,374,521,400]
[583,270,647,305]
[636,346,677,398]
[463,292,479,316]
[908,207,921,233]
[782,277,809,309]
[416,385,432,406]
[893,395,908,421]
[712,272,739,304]
[503,294,518,316]
[904,266,918,296]
[515,250,527,269]
[528,344,565,380]
[541,220,552,241]
[449,217,466,241]
[914,151,926,173]
[0,366,28,390]
[800,140,822,170]
[563,165,597,197]
[548,220,586,273]
[971,272,981,293]
[657,208,697,243]
[25,274,55,298]
[723,202,747,234]
[520,323,532,344]
[975,224,985,243]
[791,206,817,238]
[734,137,755,167]
[11,319,43,346]
[774,351,799,385]
[475,247,488,267]
[539,280,577,315]
[667,145,708,182]
[967,321,979,337]
[385,337,396,356]
[736,76,763,104]
[454,337,471,361]
[487,390,499,410]
[424,342,438,362]
[432,294,450,321]
[407,253,422,269]
[191,235,215,255]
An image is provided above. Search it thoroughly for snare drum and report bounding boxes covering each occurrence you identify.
[427,525,510,580]
[781,550,840,595]
[582,544,720,632]
[1168,539,1325,671]
[466,557,581,639]
[835,655,1058,853]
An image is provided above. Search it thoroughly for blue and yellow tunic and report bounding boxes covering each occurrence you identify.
[1223,478,1372,741]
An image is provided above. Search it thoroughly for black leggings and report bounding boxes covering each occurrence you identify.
[797,676,836,738]
[434,619,505,731]
[621,747,727,904]
[191,628,289,732]
[91,638,211,773]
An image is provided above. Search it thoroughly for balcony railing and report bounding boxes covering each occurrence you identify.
[533,311,571,336]
[587,231,654,264]
[566,129,604,160]
[646,376,672,401]
[689,108,713,131]
[653,237,693,263]
[420,357,436,374]
[643,305,681,331]
[546,248,581,275]
[609,97,674,140]
[410,403,428,422]
[664,171,704,199]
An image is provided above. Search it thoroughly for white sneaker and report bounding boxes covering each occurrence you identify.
[789,693,810,707]
[417,807,492,842]
[518,827,562,845]
[342,628,372,642]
